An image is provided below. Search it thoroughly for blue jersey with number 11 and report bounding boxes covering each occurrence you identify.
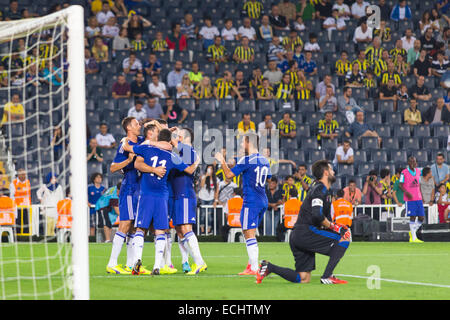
[231,153,271,207]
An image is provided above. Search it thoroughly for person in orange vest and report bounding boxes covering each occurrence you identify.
[10,168,31,206]
[331,189,353,228]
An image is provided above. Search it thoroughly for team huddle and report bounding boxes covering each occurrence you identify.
[104,116,425,284]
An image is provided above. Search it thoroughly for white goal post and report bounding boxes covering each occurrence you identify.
[0,6,89,300]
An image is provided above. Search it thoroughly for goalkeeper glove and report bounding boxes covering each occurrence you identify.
[329,223,348,237]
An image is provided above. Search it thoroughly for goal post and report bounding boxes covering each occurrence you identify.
[0,5,89,300]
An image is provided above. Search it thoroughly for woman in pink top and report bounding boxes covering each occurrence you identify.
[343,179,362,206]
[399,156,425,243]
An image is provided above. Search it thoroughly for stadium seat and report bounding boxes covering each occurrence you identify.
[421,137,440,150]
[321,138,337,152]
[199,99,216,112]
[414,150,429,162]
[278,163,293,177]
[389,150,408,163]
[402,137,420,150]
[238,100,256,112]
[432,125,449,137]
[177,99,196,111]
[365,112,382,124]
[393,125,411,137]
[384,112,402,124]
[280,138,298,150]
[375,124,391,138]
[358,99,375,112]
[353,150,367,164]
[361,137,379,149]
[298,100,315,113]
[358,163,376,176]
[300,137,318,150]
[287,149,306,164]
[337,164,354,176]
[370,150,388,162]
[309,150,326,163]
[378,100,395,113]
[413,125,430,137]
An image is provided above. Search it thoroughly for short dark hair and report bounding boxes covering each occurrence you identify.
[289,187,298,198]
[348,179,356,185]
[90,172,103,183]
[336,189,345,198]
[311,160,330,180]
[395,167,404,175]
[422,167,431,176]
[234,187,243,197]
[121,116,135,133]
[369,170,378,176]
[143,123,156,138]
[158,128,172,142]
[269,176,278,183]
[181,127,194,142]
[298,164,307,170]
[380,168,390,179]
[156,118,168,125]
[437,152,445,159]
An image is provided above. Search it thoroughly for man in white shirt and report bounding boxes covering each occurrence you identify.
[127,100,147,122]
[238,17,257,41]
[148,74,169,101]
[199,16,220,49]
[353,19,373,44]
[401,28,416,52]
[351,0,369,19]
[332,0,351,20]
[122,52,142,75]
[333,140,354,168]
[323,9,347,39]
[96,2,115,26]
[221,19,238,41]
[258,113,275,137]
[95,123,116,149]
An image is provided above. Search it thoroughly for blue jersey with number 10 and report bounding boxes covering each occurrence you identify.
[133,144,188,199]
[231,153,271,207]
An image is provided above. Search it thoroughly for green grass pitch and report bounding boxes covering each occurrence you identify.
[2,241,450,299]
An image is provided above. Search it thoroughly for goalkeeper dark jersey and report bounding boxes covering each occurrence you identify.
[294,181,332,228]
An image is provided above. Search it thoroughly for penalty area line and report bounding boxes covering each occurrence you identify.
[333,274,450,289]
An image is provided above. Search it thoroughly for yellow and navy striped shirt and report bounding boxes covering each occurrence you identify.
[275,82,293,101]
[152,39,168,51]
[234,46,254,63]
[364,46,384,66]
[295,80,311,100]
[194,85,213,99]
[381,71,402,86]
[373,58,388,77]
[257,85,274,99]
[39,43,58,68]
[389,48,407,65]
[352,59,370,73]
[317,119,339,141]
[381,180,392,206]
[335,59,351,75]
[364,77,376,88]
[207,44,227,61]
[277,119,296,135]
[215,78,234,98]
[295,175,312,201]
[249,75,264,89]
[373,27,391,42]
[282,36,303,51]
[243,0,264,19]
[285,69,298,87]
[131,40,147,51]
[216,168,241,187]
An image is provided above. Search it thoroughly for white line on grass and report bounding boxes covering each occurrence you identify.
[333,274,450,289]
[91,273,450,288]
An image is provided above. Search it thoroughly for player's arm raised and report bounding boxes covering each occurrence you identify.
[183,154,201,175]
[134,156,167,178]
[214,152,235,179]
[110,152,136,173]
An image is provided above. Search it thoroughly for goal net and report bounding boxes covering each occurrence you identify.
[0,6,88,300]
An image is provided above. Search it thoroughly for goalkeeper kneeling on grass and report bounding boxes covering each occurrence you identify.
[257,160,351,285]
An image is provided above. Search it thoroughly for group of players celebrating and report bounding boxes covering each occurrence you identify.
[104,115,426,285]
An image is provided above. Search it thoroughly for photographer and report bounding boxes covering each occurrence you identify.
[362,170,383,219]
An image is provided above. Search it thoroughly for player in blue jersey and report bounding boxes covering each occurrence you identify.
[215,132,272,275]
[127,128,200,275]
[170,128,207,275]
[106,117,166,275]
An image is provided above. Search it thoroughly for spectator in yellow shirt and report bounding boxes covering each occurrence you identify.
[237,112,256,135]
[1,93,24,125]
